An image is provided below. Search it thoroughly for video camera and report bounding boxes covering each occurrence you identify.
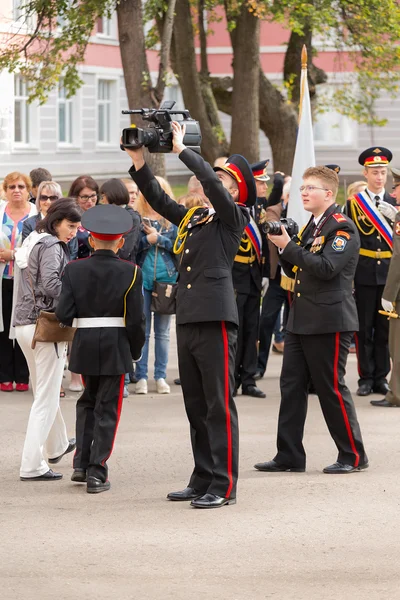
[263,218,299,238]
[121,100,202,154]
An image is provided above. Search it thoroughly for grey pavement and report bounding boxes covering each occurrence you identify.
[1,330,400,599]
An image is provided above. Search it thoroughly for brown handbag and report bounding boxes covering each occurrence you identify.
[149,229,177,315]
[28,269,76,349]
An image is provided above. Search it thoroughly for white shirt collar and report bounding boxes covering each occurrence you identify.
[313,213,325,226]
[366,188,385,202]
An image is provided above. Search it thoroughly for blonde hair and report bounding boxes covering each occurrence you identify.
[303,166,339,198]
[3,171,32,193]
[36,180,62,210]
[136,175,175,229]
[347,180,366,199]
[178,192,206,209]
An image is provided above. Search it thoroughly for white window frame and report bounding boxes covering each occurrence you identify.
[313,84,357,149]
[12,74,39,151]
[96,76,119,148]
[12,0,36,30]
[96,12,117,39]
[56,79,81,149]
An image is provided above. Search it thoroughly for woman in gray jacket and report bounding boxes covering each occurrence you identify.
[14,199,81,481]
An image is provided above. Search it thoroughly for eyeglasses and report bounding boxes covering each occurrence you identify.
[39,194,59,202]
[299,185,329,193]
[78,194,98,202]
[8,184,26,190]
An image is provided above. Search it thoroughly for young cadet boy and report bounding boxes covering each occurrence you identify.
[56,205,145,494]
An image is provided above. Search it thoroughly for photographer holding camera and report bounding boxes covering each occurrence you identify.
[125,120,256,508]
[254,166,368,475]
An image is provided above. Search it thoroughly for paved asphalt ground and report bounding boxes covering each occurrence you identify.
[1,331,400,600]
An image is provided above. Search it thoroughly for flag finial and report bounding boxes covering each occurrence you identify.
[301,45,308,69]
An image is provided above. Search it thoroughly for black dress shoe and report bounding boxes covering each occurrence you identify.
[20,469,63,481]
[48,438,76,464]
[87,476,111,494]
[129,373,138,384]
[373,382,390,395]
[242,385,266,398]
[356,383,372,396]
[167,486,203,501]
[370,399,399,408]
[323,461,369,474]
[173,378,181,386]
[254,371,263,381]
[71,468,87,482]
[190,493,236,508]
[254,459,305,472]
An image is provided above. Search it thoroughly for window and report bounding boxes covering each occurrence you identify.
[97,80,112,143]
[13,0,36,28]
[314,86,355,147]
[58,80,74,144]
[14,76,30,144]
[96,14,115,38]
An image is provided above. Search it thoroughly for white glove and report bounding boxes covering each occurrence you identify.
[378,200,398,221]
[261,277,269,298]
[382,298,394,312]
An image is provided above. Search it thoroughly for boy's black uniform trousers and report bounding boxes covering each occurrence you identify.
[56,251,145,481]
[346,192,395,389]
[130,149,249,499]
[275,204,368,469]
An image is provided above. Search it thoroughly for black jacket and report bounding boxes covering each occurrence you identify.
[118,206,141,263]
[346,191,395,286]
[280,204,359,335]
[56,251,145,375]
[129,148,249,326]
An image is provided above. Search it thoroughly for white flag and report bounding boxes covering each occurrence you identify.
[287,54,315,229]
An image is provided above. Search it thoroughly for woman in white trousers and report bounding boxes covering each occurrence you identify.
[14,199,81,480]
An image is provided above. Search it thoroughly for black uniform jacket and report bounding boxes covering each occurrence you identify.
[56,250,145,376]
[280,204,359,335]
[129,148,249,326]
[232,199,264,294]
[346,191,395,286]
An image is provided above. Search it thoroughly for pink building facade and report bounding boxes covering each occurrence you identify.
[0,2,399,185]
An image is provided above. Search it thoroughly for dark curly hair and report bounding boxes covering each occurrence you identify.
[36,198,81,236]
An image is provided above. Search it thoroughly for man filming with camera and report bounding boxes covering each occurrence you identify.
[254,166,368,475]
[124,120,256,508]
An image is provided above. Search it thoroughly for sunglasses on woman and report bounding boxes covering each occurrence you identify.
[8,184,26,190]
[39,194,59,202]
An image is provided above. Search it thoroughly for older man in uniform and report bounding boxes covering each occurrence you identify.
[126,121,256,508]
[371,166,400,407]
[231,160,270,399]
[56,205,145,493]
[254,166,368,474]
[347,147,396,397]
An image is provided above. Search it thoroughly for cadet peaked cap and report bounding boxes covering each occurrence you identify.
[325,164,341,174]
[82,204,133,240]
[214,154,257,207]
[251,160,270,182]
[391,166,400,184]
[358,147,392,167]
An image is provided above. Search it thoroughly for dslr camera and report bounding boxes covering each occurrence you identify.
[263,218,299,238]
[121,100,202,154]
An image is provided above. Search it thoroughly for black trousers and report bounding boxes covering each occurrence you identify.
[257,278,289,375]
[177,321,238,498]
[355,284,390,387]
[0,278,29,383]
[275,331,367,469]
[235,283,261,389]
[73,374,125,482]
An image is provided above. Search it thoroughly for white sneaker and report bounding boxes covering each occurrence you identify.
[136,378,148,394]
[69,382,83,392]
[123,386,129,398]
[156,378,170,394]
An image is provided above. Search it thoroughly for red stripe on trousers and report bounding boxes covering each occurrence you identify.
[353,332,362,378]
[101,374,125,467]
[334,332,360,467]
[221,322,233,498]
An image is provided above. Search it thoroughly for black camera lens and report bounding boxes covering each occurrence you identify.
[264,221,282,235]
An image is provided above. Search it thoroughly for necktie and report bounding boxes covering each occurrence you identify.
[374,195,380,204]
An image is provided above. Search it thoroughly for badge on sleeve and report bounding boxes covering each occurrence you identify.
[396,222,400,236]
[332,236,347,252]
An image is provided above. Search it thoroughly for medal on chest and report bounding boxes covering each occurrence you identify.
[310,236,325,253]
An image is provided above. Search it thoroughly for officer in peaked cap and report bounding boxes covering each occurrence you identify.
[56,204,145,494]
[126,121,255,508]
[229,160,270,399]
[346,146,396,397]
